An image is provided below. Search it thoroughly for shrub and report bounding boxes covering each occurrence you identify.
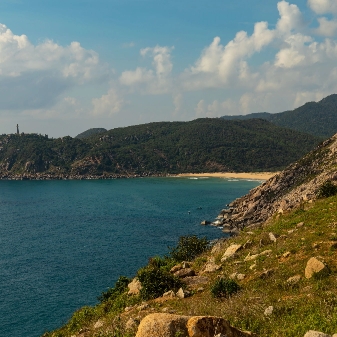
[66,306,98,333]
[210,277,240,298]
[317,180,337,198]
[137,267,183,300]
[167,235,209,262]
[97,275,131,303]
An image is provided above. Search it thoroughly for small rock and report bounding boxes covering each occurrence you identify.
[264,306,274,316]
[182,261,190,269]
[128,278,142,295]
[93,320,104,329]
[287,275,301,285]
[211,241,226,255]
[125,306,133,312]
[304,331,331,337]
[125,318,139,330]
[244,253,259,261]
[249,263,256,270]
[214,334,227,337]
[138,303,150,311]
[297,222,304,228]
[221,244,242,262]
[161,307,170,312]
[200,220,211,226]
[269,232,279,243]
[170,264,182,273]
[283,251,291,258]
[174,268,196,278]
[196,287,204,292]
[279,235,288,240]
[313,243,320,249]
[162,290,176,297]
[237,273,246,280]
[305,257,329,279]
[176,287,191,299]
[229,272,238,280]
[288,229,296,234]
[259,269,274,279]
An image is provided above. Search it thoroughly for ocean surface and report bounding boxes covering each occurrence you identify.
[0,176,263,337]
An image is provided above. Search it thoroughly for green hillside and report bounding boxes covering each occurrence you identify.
[221,94,337,138]
[75,128,107,139]
[0,118,321,177]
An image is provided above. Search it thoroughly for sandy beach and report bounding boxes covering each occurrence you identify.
[176,172,279,180]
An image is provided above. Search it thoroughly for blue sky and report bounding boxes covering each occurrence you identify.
[0,0,336,137]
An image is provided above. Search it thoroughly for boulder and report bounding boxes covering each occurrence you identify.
[128,278,142,295]
[182,276,209,285]
[221,244,242,262]
[163,290,176,298]
[304,331,331,337]
[187,316,255,337]
[200,221,211,226]
[203,262,222,273]
[93,320,104,329]
[176,288,191,299]
[135,314,255,337]
[174,268,196,278]
[305,257,329,279]
[135,313,190,337]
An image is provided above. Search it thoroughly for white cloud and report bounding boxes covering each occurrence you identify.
[122,41,135,48]
[92,88,124,116]
[120,45,174,94]
[315,17,337,36]
[173,93,183,115]
[308,0,337,15]
[0,23,109,110]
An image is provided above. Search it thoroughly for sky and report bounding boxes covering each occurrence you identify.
[0,0,337,137]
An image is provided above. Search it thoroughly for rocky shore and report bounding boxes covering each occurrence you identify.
[204,134,337,236]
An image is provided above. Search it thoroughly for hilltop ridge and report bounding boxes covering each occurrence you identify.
[221,94,337,138]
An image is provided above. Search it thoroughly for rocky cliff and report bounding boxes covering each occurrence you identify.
[218,133,337,234]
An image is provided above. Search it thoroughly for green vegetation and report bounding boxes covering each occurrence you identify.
[221,93,337,138]
[97,276,131,303]
[75,128,107,139]
[316,180,337,198]
[0,118,321,177]
[167,235,209,262]
[210,278,240,298]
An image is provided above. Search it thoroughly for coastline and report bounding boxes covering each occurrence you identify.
[175,172,279,180]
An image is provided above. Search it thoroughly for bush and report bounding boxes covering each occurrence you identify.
[97,275,131,303]
[210,277,240,298]
[167,235,209,262]
[137,267,183,300]
[317,180,337,198]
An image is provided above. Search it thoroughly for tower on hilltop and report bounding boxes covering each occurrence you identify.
[16,124,19,134]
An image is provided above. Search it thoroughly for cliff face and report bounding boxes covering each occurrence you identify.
[219,133,337,232]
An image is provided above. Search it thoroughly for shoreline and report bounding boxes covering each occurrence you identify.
[175,172,279,180]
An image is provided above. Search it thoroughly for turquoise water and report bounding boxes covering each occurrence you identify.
[0,177,262,337]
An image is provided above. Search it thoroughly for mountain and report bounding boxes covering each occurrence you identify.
[0,118,321,178]
[75,128,107,139]
[221,94,337,138]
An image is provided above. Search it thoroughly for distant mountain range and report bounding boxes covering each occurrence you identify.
[221,94,337,138]
[0,118,321,178]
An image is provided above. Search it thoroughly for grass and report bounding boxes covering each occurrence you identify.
[44,195,337,337]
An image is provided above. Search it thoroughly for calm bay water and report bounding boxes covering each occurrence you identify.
[0,177,262,337]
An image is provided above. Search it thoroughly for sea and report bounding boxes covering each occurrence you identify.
[0,176,263,337]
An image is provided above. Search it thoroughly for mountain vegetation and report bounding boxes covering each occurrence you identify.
[221,93,337,138]
[75,128,107,139]
[0,119,321,178]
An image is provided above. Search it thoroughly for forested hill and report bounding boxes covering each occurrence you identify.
[0,118,322,178]
[75,128,107,139]
[221,94,337,138]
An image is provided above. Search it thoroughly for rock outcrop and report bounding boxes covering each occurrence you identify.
[135,313,255,337]
[216,134,337,233]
